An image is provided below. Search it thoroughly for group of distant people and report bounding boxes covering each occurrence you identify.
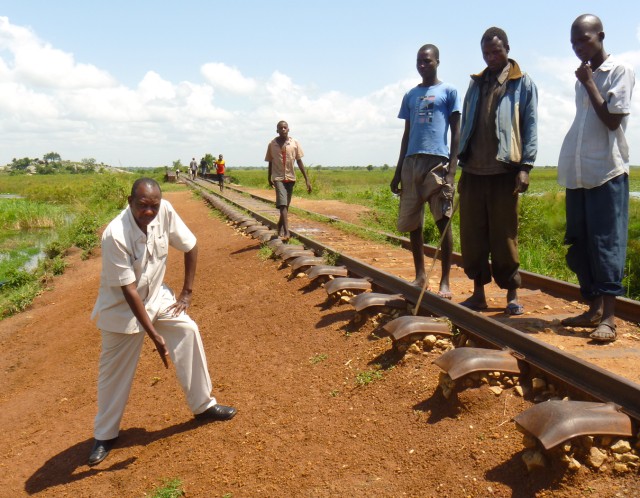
[390,14,633,346]
[86,13,633,468]
[188,155,226,191]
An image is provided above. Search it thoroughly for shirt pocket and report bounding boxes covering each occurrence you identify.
[154,233,169,260]
[132,255,149,300]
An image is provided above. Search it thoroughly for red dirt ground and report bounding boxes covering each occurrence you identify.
[1,190,638,497]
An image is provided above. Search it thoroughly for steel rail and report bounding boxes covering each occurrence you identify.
[190,180,640,421]
[222,183,640,323]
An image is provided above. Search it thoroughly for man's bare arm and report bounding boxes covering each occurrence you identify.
[296,159,312,193]
[165,244,197,317]
[121,283,169,368]
[576,62,626,131]
[447,112,461,184]
[391,120,411,194]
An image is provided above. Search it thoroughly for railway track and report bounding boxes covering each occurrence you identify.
[187,178,640,458]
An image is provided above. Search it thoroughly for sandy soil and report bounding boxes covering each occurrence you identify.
[0,190,638,497]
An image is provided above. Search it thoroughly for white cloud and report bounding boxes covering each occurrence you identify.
[1,16,639,169]
[201,62,257,94]
[0,16,114,89]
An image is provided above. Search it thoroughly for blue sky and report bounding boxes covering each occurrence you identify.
[1,1,639,168]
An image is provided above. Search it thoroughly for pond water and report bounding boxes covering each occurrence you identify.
[0,228,58,279]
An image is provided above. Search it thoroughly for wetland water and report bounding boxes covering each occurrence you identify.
[0,229,57,274]
[0,195,60,280]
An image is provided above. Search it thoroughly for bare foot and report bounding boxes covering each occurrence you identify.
[437,282,452,299]
[411,278,429,290]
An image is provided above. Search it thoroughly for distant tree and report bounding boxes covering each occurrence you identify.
[43,152,61,164]
[366,164,374,171]
[10,157,32,171]
[172,159,183,171]
[203,153,215,170]
[36,163,57,174]
[81,157,97,172]
[382,164,389,171]
[314,164,322,170]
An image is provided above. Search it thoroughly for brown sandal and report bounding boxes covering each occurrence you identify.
[589,323,617,343]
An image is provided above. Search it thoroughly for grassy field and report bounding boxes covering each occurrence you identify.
[0,166,638,315]
[229,166,640,299]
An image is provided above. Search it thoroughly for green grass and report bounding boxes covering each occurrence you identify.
[148,478,185,498]
[258,244,275,261]
[310,353,328,364]
[355,368,384,386]
[0,199,67,230]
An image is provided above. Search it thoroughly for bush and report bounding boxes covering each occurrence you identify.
[40,256,67,277]
[3,268,37,289]
[0,281,41,318]
[44,241,66,259]
[69,213,101,251]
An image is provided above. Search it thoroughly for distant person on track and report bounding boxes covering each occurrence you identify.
[190,157,198,180]
[88,178,237,466]
[390,43,461,298]
[265,120,312,242]
[457,27,538,316]
[199,157,208,178]
[557,14,635,343]
[214,154,226,192]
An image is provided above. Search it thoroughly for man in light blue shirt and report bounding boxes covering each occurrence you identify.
[390,44,461,298]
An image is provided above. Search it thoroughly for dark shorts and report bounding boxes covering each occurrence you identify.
[275,181,295,208]
[214,174,224,183]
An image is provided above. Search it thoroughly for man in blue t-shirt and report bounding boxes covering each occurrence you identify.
[390,43,461,297]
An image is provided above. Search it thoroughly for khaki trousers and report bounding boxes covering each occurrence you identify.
[94,296,216,440]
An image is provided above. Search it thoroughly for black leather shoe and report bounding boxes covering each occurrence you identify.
[88,438,117,466]
[194,404,237,422]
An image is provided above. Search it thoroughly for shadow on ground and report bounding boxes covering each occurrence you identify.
[25,421,199,494]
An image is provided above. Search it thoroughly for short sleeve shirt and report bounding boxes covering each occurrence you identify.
[215,160,225,174]
[398,82,461,158]
[558,56,635,189]
[265,137,304,182]
[91,199,197,333]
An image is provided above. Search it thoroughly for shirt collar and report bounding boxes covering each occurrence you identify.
[596,54,614,72]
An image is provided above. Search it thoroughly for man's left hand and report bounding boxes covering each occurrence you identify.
[514,170,530,194]
[166,291,192,316]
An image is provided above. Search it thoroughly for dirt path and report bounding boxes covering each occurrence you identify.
[0,190,638,497]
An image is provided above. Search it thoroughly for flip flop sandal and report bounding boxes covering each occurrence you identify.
[437,290,453,300]
[560,314,601,328]
[505,302,524,315]
[589,323,617,343]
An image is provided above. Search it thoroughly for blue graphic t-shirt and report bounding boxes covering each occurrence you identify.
[398,82,461,158]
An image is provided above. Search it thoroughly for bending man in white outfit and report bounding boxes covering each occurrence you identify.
[89,177,236,466]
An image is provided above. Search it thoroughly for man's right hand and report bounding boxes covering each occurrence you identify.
[390,177,401,195]
[269,180,275,188]
[150,333,170,368]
